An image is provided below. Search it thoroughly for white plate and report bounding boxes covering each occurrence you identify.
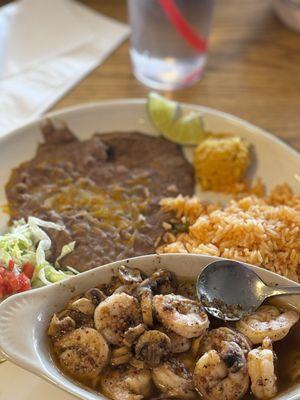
[0,99,299,399]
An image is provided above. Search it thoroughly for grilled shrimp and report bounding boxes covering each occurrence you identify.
[159,324,192,354]
[193,341,249,400]
[152,359,197,399]
[247,337,277,399]
[198,327,252,357]
[168,329,192,353]
[153,294,209,338]
[236,305,299,344]
[53,327,109,380]
[94,293,142,345]
[101,366,152,400]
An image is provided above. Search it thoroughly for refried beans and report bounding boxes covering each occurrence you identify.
[6,121,194,271]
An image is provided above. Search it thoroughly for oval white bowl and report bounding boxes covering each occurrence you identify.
[0,253,300,400]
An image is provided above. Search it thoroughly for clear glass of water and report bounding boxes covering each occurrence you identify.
[127,0,215,90]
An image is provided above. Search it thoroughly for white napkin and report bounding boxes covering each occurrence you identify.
[0,0,129,135]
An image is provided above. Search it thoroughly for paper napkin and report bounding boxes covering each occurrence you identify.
[0,0,129,135]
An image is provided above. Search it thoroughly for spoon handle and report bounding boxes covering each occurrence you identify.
[266,285,300,298]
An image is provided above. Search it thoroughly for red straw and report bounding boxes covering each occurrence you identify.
[158,0,207,53]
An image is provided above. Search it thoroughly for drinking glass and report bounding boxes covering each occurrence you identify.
[127,0,215,90]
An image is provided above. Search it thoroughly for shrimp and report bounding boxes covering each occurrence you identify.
[94,293,142,345]
[236,305,299,344]
[247,337,277,399]
[53,327,109,380]
[159,324,192,354]
[101,366,152,400]
[153,294,209,338]
[193,341,249,400]
[168,329,192,354]
[198,327,252,357]
[152,359,197,399]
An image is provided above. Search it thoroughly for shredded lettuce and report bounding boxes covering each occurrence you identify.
[0,217,76,287]
[55,241,76,269]
[66,266,80,275]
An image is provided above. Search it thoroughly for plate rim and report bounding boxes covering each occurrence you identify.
[0,98,299,163]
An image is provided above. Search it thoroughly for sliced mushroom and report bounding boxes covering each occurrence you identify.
[117,265,144,284]
[123,324,147,347]
[135,330,171,367]
[54,327,110,380]
[48,314,75,339]
[129,357,146,370]
[139,289,153,327]
[113,284,139,296]
[69,298,95,316]
[111,346,132,366]
[65,295,81,309]
[84,288,106,306]
[58,309,94,328]
[139,269,178,295]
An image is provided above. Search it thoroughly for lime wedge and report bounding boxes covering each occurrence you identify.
[147,92,206,145]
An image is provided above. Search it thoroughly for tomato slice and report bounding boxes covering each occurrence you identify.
[7,275,19,293]
[22,262,34,279]
[8,260,15,271]
[0,260,32,297]
[17,273,31,292]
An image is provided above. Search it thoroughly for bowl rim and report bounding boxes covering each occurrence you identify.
[0,253,300,400]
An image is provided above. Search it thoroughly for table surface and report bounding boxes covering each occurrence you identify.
[52,0,300,151]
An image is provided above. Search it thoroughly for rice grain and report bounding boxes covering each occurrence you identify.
[158,184,300,282]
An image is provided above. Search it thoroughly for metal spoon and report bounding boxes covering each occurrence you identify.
[197,259,300,321]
